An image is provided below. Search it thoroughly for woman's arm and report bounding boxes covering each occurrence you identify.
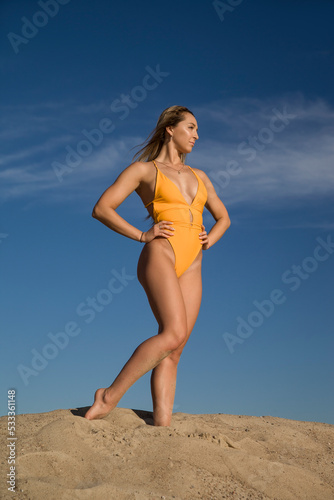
[196,169,231,250]
[92,162,147,242]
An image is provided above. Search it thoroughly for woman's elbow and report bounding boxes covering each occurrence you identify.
[92,203,115,221]
[92,204,103,220]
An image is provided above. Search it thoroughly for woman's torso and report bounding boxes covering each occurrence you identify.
[136,160,207,225]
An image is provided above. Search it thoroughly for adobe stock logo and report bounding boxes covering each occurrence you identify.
[0,233,9,245]
[7,0,71,55]
[223,234,334,354]
[209,106,296,194]
[17,267,135,386]
[213,0,244,22]
[51,64,170,183]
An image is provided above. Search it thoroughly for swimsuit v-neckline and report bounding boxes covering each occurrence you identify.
[153,160,200,206]
[144,160,207,278]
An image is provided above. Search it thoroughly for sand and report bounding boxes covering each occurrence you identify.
[1,407,333,499]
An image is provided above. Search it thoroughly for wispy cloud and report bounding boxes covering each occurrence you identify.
[192,93,334,207]
[0,139,136,204]
[1,94,333,215]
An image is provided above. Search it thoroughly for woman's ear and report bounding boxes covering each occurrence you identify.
[165,126,173,138]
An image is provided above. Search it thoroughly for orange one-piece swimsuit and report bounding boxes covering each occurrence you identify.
[144,160,208,278]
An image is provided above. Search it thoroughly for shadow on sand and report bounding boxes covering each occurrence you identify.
[70,407,155,425]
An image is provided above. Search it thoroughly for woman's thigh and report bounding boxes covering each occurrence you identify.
[174,249,203,353]
[137,239,187,337]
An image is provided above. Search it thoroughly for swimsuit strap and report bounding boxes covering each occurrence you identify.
[144,160,159,208]
[187,164,198,178]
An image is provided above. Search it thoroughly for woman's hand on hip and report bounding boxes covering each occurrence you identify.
[200,224,210,250]
[142,221,175,243]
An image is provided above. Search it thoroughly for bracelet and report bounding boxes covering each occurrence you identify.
[139,232,144,243]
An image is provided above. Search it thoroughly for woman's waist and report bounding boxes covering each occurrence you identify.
[154,218,202,230]
[154,208,203,228]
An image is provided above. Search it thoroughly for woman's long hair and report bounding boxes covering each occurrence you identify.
[132,105,195,164]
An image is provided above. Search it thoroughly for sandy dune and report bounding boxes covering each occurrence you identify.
[1,407,333,499]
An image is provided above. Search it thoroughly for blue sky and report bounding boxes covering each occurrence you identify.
[1,0,333,425]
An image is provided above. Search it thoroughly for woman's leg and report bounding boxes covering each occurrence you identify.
[85,240,188,420]
[150,251,203,426]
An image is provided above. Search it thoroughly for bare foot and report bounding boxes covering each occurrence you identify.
[84,388,115,420]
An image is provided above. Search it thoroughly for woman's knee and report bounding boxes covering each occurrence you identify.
[162,324,188,352]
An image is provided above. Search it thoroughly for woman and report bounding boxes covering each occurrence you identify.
[85,105,230,426]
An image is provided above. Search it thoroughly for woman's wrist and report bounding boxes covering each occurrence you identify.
[139,231,145,243]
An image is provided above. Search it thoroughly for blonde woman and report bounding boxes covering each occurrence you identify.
[85,105,230,426]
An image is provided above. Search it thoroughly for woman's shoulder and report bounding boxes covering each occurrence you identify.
[189,166,210,183]
[124,160,155,177]
[129,160,155,172]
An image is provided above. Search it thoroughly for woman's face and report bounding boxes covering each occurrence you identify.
[169,112,199,154]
